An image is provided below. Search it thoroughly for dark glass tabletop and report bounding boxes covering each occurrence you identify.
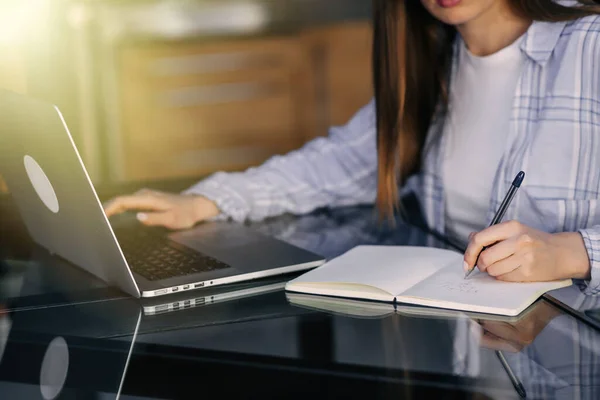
[1,190,600,399]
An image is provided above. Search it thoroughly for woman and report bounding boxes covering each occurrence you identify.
[105,0,600,293]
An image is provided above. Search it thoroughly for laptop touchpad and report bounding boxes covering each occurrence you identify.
[168,222,266,262]
[169,222,262,250]
[168,222,305,272]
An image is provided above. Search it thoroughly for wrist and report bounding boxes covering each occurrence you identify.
[191,195,220,222]
[554,232,591,280]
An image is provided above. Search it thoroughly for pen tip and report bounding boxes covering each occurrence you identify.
[517,384,527,398]
[513,171,525,187]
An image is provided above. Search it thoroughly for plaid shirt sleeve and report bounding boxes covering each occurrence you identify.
[577,228,600,295]
[182,100,378,222]
[576,26,600,296]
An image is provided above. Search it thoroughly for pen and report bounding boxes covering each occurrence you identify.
[464,171,525,279]
[496,350,527,398]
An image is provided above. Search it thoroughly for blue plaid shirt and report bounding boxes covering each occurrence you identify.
[186,16,600,295]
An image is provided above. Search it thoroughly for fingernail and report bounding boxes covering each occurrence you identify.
[137,212,147,221]
[463,261,469,272]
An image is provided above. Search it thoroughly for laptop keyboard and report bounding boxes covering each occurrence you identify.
[113,226,231,282]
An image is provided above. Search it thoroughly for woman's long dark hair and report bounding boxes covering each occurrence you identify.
[373,0,600,219]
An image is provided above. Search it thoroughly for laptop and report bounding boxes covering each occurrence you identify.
[0,90,325,298]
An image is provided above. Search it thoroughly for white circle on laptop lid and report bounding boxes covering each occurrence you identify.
[39,336,69,400]
[23,155,60,213]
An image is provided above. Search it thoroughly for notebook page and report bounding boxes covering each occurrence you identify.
[286,245,464,300]
[398,264,572,316]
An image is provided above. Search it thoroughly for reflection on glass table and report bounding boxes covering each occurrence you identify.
[0,305,140,399]
[282,292,600,399]
[2,194,600,398]
[545,284,600,331]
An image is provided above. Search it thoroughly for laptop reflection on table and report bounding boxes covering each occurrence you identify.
[0,301,141,399]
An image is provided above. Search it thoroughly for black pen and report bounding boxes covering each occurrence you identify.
[464,171,525,279]
[496,350,527,398]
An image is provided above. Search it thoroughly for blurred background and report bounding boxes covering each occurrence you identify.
[0,0,373,194]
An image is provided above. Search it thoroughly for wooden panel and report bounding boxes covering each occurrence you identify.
[121,38,299,80]
[114,23,372,182]
[301,21,373,140]
[325,22,373,127]
[298,28,327,141]
[121,93,300,180]
[117,36,307,181]
[122,70,297,144]
[125,95,296,148]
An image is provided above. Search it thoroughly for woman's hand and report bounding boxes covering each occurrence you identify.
[464,220,591,282]
[477,301,561,352]
[103,189,220,230]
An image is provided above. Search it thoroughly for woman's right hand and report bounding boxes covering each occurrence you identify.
[103,189,220,230]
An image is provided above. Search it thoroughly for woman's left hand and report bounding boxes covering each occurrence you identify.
[464,221,591,282]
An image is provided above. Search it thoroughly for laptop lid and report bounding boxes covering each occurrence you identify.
[0,90,140,298]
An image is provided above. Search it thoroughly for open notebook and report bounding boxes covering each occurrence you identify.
[285,246,572,317]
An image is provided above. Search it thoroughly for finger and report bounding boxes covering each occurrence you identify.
[103,194,169,217]
[137,211,174,228]
[464,221,524,271]
[104,196,138,217]
[139,211,197,230]
[486,253,521,277]
[476,236,519,273]
[103,199,117,217]
[479,321,520,341]
[103,198,126,217]
[496,265,533,282]
[480,331,521,352]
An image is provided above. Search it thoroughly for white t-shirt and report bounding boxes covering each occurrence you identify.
[443,34,526,245]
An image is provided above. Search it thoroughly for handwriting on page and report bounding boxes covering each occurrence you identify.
[439,281,479,294]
